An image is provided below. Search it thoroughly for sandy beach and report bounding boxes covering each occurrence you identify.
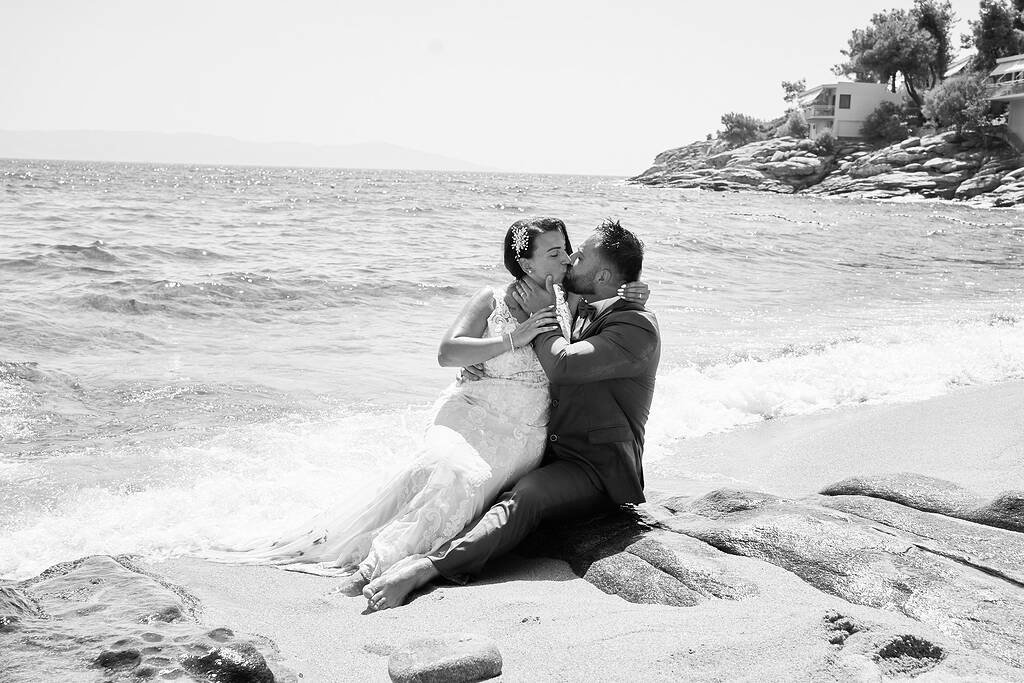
[139,381,1024,682]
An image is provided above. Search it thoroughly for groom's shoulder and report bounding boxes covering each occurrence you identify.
[610,302,660,334]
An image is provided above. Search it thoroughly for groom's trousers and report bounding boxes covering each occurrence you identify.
[428,458,613,582]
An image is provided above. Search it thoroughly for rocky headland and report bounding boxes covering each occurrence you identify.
[631,132,1024,207]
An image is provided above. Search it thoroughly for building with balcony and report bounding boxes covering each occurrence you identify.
[987,53,1024,143]
[797,82,904,138]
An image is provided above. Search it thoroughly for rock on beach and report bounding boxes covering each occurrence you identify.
[0,555,290,682]
[388,633,502,683]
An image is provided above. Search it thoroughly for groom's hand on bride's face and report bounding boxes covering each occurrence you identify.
[513,275,556,314]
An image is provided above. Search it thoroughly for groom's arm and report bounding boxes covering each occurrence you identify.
[531,313,658,384]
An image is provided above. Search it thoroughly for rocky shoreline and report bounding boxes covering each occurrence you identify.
[630,132,1024,207]
[4,471,1022,681]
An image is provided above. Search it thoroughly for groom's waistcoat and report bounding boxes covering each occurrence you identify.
[533,299,661,504]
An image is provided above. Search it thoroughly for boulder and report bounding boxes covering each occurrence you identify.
[818,494,1024,586]
[1002,166,1024,181]
[847,163,893,179]
[706,151,736,169]
[388,633,501,683]
[870,171,939,191]
[0,556,290,682]
[181,642,275,683]
[992,181,1024,207]
[819,472,1024,532]
[760,157,824,178]
[519,504,757,607]
[919,130,960,148]
[877,151,915,166]
[666,489,1024,668]
[921,157,969,173]
[955,172,1009,200]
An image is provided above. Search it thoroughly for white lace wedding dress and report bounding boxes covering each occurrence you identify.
[215,286,572,579]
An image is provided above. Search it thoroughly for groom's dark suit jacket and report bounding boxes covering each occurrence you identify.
[531,298,661,504]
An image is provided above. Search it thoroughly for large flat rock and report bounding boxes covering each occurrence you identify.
[0,555,291,682]
[665,489,1024,669]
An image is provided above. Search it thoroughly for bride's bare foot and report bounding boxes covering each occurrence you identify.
[333,567,371,597]
[362,558,439,611]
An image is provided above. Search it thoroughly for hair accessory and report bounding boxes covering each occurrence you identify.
[511,225,530,257]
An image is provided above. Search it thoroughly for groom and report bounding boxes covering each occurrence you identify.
[364,219,661,609]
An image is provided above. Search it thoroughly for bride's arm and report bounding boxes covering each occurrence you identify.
[437,287,560,367]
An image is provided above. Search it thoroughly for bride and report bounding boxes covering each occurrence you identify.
[211,217,647,598]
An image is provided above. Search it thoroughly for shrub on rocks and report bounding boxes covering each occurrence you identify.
[813,129,838,155]
[776,109,809,139]
[719,112,765,148]
[861,101,911,144]
[922,74,993,137]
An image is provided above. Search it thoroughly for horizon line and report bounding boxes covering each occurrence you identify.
[0,154,628,179]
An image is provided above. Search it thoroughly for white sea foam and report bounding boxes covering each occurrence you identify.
[643,316,1024,461]
[0,407,435,580]
[3,317,1022,580]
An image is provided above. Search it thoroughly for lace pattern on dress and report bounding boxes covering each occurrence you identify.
[481,284,571,382]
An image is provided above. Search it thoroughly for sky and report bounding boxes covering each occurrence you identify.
[1,0,987,175]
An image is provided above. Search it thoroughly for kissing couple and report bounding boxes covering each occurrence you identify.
[214,217,661,611]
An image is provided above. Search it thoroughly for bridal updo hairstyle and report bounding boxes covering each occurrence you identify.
[503,217,573,279]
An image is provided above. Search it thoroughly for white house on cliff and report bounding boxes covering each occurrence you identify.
[987,53,1024,144]
[797,82,903,138]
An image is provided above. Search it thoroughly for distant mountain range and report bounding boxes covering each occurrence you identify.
[0,130,493,172]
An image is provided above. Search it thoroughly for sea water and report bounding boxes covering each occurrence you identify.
[2,158,1023,581]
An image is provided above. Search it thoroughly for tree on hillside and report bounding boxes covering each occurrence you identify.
[965,0,1024,72]
[834,2,955,107]
[719,112,764,147]
[781,79,807,104]
[914,0,957,83]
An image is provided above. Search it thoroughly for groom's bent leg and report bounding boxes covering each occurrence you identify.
[428,459,610,582]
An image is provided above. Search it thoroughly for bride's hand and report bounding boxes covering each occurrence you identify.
[511,306,560,348]
[618,280,650,305]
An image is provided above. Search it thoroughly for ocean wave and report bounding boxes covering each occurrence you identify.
[52,241,118,262]
[0,361,57,444]
[71,293,171,315]
[61,274,471,318]
[643,315,1024,460]
[0,406,433,579]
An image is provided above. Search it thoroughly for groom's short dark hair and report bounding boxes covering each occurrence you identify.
[593,219,644,283]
